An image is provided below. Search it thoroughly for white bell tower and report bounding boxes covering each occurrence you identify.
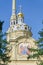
[10,0,17,27]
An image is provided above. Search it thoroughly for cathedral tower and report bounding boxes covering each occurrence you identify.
[7,0,37,65]
[10,0,17,27]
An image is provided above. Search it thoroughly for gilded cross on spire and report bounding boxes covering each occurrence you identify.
[19,5,22,13]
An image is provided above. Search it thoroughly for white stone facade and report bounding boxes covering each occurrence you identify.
[6,0,43,65]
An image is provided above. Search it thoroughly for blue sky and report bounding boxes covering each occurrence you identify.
[0,0,43,40]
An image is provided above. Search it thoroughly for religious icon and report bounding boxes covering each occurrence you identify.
[18,43,30,55]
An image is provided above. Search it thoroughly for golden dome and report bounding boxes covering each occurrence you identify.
[18,13,24,18]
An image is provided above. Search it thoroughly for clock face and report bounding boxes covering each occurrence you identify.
[18,43,31,55]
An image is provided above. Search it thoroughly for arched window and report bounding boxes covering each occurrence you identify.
[25,27,27,30]
[16,21,18,24]
[14,21,15,25]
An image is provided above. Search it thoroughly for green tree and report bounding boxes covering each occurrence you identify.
[0,21,10,65]
[37,28,43,65]
[27,24,43,65]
